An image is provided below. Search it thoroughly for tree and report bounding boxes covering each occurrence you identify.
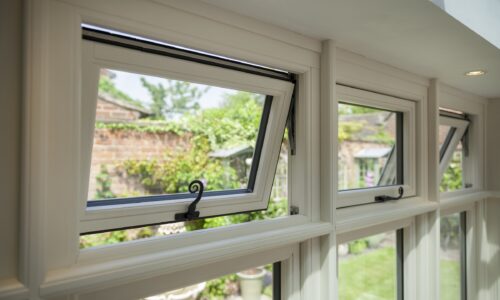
[140,78,208,119]
[338,103,379,115]
[440,152,463,192]
[99,76,145,109]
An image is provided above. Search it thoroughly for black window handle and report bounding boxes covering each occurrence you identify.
[175,180,204,221]
[375,186,404,202]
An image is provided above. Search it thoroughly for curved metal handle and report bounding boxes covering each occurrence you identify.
[175,180,204,221]
[375,186,404,202]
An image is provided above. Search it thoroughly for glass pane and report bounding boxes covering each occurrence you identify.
[440,140,464,192]
[440,213,461,300]
[80,141,288,248]
[338,103,398,190]
[439,125,454,152]
[141,264,274,300]
[338,231,397,300]
[89,69,267,202]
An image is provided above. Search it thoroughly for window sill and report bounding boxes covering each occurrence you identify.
[41,216,331,298]
[489,191,500,198]
[0,278,28,300]
[336,197,437,234]
[440,190,491,211]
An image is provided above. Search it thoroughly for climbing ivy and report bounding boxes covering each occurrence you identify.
[95,120,186,135]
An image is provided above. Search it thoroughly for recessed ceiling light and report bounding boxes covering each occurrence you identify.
[465,70,486,76]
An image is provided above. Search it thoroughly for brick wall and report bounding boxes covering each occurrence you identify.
[88,128,190,199]
[96,99,143,122]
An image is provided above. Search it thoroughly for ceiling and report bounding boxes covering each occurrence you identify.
[202,0,500,98]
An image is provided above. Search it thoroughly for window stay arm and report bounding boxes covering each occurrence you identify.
[286,84,297,156]
[375,186,404,202]
[175,180,205,221]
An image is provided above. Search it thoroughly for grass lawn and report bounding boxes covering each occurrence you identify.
[339,247,461,300]
[339,247,396,300]
[440,259,460,300]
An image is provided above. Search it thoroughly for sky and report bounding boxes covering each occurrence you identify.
[110,69,246,109]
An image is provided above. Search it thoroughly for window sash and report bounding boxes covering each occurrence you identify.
[80,37,294,233]
[86,96,273,208]
[337,85,416,208]
[82,25,295,83]
[438,114,469,182]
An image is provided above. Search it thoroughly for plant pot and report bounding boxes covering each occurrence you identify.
[237,268,266,300]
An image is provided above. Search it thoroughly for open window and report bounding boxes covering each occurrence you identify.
[337,85,416,207]
[439,109,470,193]
[80,25,295,234]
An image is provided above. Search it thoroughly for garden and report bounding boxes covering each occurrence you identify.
[81,71,464,299]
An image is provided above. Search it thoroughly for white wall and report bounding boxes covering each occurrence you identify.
[0,0,22,280]
[486,100,500,298]
[485,199,500,299]
[431,0,500,49]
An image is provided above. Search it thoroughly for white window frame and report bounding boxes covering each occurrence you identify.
[438,114,469,183]
[437,83,488,300]
[22,1,325,299]
[438,207,469,300]
[336,218,414,300]
[337,85,417,207]
[80,37,294,233]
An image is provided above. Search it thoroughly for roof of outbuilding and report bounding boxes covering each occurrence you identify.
[98,92,152,116]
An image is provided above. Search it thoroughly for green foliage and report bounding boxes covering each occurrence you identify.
[348,239,368,255]
[440,214,460,251]
[199,274,239,300]
[338,103,395,144]
[95,121,185,135]
[99,76,145,109]
[186,92,264,150]
[339,103,379,115]
[185,199,287,231]
[122,136,239,194]
[94,165,116,199]
[366,127,396,145]
[119,90,265,195]
[79,226,154,249]
[140,78,208,119]
[440,151,463,192]
[338,121,364,142]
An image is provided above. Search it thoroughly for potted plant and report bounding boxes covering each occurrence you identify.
[237,267,266,300]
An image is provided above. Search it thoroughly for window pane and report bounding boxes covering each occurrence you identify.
[338,231,397,300]
[80,141,288,248]
[141,264,274,300]
[440,140,464,192]
[338,103,399,190]
[89,69,267,202]
[440,213,462,300]
[439,125,454,152]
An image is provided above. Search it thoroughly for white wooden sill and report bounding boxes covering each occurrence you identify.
[41,216,331,297]
[440,190,491,212]
[336,197,437,234]
[0,278,28,300]
[488,191,500,198]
